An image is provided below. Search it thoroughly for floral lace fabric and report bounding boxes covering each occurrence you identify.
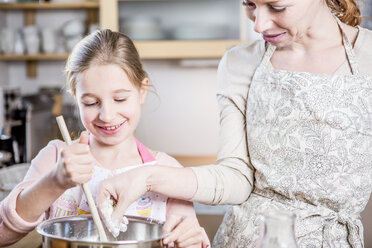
[213,20,372,248]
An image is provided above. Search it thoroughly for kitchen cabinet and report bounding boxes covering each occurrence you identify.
[100,0,249,59]
[0,1,99,77]
[0,0,251,78]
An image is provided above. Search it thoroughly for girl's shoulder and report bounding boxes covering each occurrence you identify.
[153,151,183,168]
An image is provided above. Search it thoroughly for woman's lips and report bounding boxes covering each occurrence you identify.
[263,32,286,43]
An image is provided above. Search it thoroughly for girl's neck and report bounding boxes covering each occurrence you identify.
[89,136,143,170]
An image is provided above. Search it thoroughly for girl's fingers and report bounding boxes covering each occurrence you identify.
[63,144,90,155]
[71,173,93,184]
[163,216,199,245]
[173,224,203,247]
[163,215,183,235]
[79,131,89,144]
[163,216,210,248]
[201,228,211,248]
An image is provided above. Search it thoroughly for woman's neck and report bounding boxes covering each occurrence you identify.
[285,9,342,53]
[89,136,142,170]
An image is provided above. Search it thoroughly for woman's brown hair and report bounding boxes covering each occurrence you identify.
[65,29,148,96]
[326,0,362,26]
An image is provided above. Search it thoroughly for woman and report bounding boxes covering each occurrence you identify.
[98,0,372,247]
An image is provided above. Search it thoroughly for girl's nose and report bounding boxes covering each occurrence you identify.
[99,103,115,122]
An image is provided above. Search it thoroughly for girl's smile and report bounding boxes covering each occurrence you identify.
[75,64,148,147]
[96,121,126,135]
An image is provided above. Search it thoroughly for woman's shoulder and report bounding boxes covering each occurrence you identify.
[217,39,265,92]
[222,39,266,65]
[354,26,372,75]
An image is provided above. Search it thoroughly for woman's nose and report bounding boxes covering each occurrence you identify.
[253,9,270,34]
[99,103,115,122]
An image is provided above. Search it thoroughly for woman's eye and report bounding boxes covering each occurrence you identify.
[115,98,127,103]
[242,0,255,9]
[270,5,286,12]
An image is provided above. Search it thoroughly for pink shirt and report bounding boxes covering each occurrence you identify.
[0,139,194,246]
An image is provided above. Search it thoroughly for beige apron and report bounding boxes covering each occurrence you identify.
[213,19,372,248]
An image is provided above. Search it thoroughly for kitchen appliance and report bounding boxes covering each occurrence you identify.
[37,215,165,248]
[0,87,30,165]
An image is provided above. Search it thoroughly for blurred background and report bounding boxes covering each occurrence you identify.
[0,0,372,247]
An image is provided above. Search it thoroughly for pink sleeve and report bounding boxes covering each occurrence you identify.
[0,140,62,246]
[156,152,197,218]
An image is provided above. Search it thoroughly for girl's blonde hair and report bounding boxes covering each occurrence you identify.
[326,0,362,26]
[65,29,148,96]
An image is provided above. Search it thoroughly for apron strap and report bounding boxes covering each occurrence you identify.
[334,16,360,75]
[135,139,156,163]
[261,43,276,67]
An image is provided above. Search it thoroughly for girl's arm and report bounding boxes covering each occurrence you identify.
[0,141,60,246]
[0,132,93,246]
[16,132,93,222]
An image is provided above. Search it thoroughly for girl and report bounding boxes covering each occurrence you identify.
[0,29,210,248]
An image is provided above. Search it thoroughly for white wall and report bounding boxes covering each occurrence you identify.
[137,60,219,155]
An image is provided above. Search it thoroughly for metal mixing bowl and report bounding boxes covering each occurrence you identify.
[37,215,165,248]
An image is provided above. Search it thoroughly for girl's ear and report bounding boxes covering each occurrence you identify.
[139,78,149,104]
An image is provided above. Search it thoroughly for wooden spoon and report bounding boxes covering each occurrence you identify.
[56,115,108,242]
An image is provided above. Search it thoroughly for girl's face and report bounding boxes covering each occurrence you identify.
[244,0,324,48]
[75,64,148,146]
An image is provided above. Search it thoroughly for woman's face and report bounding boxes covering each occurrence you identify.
[75,64,147,146]
[244,0,325,47]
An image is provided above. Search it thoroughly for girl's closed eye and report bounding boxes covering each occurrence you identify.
[82,101,98,107]
[114,98,127,102]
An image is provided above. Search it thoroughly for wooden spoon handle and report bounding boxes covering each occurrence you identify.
[56,116,108,242]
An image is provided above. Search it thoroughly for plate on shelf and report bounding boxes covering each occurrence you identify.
[172,24,228,40]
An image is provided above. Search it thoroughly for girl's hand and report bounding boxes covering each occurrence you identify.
[163,215,210,248]
[53,131,94,190]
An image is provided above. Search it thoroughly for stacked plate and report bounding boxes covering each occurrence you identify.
[172,24,228,40]
[119,16,166,40]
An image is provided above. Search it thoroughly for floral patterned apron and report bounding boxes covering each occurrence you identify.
[213,18,372,248]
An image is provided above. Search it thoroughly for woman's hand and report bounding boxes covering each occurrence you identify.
[52,131,94,190]
[98,167,149,221]
[163,215,210,248]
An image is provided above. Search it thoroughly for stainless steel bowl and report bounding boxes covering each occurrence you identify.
[37,215,165,248]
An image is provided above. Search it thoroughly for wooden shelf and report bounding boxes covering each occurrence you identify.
[0,1,99,10]
[134,40,243,59]
[0,53,69,61]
